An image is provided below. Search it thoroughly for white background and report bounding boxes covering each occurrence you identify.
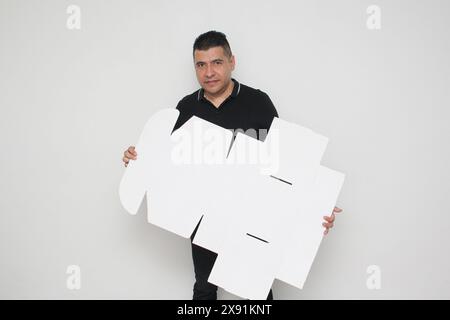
[0,0,449,299]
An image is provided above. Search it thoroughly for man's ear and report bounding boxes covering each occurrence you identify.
[230,55,236,70]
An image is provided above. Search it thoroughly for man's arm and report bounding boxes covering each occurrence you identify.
[261,91,279,118]
[256,91,278,141]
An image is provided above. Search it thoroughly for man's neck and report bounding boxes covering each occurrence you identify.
[204,79,234,108]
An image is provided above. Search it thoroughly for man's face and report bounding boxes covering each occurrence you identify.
[194,46,235,97]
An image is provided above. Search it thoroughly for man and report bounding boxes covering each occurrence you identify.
[122,31,342,300]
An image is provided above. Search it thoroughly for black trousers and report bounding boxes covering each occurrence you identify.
[191,242,274,300]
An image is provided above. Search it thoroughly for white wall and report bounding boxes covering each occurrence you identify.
[0,0,449,299]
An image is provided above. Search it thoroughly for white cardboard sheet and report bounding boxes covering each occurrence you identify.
[119,108,345,299]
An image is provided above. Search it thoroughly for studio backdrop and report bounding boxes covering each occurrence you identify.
[0,0,449,299]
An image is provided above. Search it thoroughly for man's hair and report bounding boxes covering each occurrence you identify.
[193,31,232,58]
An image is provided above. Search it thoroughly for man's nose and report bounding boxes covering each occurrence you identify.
[205,64,215,77]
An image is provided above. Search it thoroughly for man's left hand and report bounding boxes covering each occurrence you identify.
[323,206,343,236]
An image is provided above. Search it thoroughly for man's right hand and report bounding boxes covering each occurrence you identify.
[123,146,137,167]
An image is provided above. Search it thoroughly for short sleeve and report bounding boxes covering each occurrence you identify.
[172,96,193,133]
[261,92,279,118]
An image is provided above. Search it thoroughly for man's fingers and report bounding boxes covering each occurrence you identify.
[334,206,343,213]
[122,145,137,167]
[322,222,334,229]
[126,152,137,160]
[124,148,137,159]
[128,146,137,155]
[323,209,340,235]
[124,147,137,158]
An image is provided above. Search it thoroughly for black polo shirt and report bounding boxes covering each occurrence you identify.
[172,78,278,141]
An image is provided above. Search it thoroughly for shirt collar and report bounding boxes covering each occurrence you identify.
[197,78,241,101]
